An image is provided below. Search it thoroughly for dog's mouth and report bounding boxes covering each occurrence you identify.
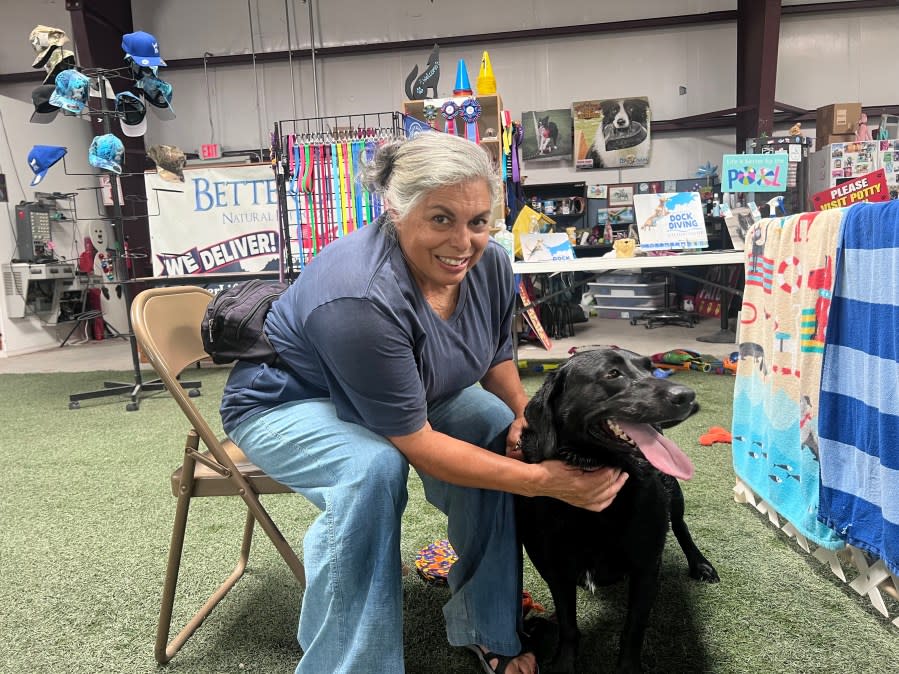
[599,419,694,480]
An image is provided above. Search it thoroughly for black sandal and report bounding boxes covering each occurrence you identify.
[466,644,539,674]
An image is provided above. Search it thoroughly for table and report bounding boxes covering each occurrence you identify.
[511,250,746,352]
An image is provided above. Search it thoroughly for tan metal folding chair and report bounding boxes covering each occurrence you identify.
[130,285,305,664]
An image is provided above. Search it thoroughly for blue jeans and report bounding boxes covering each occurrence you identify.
[228,386,522,673]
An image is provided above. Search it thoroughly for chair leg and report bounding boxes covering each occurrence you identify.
[155,452,256,663]
[238,488,307,587]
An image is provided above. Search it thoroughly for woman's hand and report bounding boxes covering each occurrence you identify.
[535,462,628,512]
[505,416,527,460]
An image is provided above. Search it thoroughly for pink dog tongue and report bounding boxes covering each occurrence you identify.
[615,421,694,480]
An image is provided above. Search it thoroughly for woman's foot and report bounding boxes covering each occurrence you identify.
[467,644,538,674]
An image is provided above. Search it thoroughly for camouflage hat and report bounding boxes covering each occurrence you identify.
[147,144,186,182]
[29,25,70,67]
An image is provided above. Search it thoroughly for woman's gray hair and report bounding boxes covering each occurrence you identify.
[360,132,501,235]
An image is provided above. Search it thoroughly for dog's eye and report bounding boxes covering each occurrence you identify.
[605,369,621,379]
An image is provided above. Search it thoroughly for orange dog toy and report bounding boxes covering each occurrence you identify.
[699,426,732,446]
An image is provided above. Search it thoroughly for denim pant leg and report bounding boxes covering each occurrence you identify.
[229,399,410,674]
[420,386,522,657]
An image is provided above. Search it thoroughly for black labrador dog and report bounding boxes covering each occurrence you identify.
[515,348,719,673]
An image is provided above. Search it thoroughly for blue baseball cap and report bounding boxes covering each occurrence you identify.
[88,134,125,174]
[136,74,175,120]
[27,145,67,187]
[49,69,90,114]
[121,31,166,67]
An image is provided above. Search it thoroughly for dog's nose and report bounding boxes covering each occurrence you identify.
[667,386,695,407]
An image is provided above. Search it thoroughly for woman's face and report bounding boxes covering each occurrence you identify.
[393,180,493,294]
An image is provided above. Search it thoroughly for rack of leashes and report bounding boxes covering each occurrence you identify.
[272,111,404,281]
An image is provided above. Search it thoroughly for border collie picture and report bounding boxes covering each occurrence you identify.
[575,97,652,170]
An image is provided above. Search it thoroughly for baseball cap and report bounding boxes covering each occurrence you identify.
[137,75,175,120]
[115,92,147,137]
[147,144,186,182]
[89,134,125,174]
[121,31,166,67]
[49,69,90,114]
[42,52,76,86]
[27,145,67,187]
[30,85,61,124]
[29,25,70,68]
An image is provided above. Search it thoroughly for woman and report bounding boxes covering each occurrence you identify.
[221,131,627,673]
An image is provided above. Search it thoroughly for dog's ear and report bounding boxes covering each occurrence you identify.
[523,366,567,456]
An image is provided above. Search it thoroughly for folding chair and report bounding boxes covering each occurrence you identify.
[130,285,305,664]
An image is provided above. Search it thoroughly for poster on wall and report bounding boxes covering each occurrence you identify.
[632,192,707,251]
[521,108,573,162]
[146,164,281,277]
[573,97,651,170]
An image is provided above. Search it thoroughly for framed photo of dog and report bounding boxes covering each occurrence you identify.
[521,108,573,162]
[573,97,652,170]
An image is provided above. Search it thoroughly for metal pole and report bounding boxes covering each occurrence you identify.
[285,0,299,118]
[305,0,321,118]
[248,0,265,160]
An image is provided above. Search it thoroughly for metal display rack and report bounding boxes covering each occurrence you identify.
[271,111,404,282]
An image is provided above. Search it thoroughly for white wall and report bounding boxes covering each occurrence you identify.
[1,0,897,355]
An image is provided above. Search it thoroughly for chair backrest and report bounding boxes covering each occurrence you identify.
[131,286,231,463]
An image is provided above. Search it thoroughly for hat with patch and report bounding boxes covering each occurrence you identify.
[49,69,90,114]
[137,75,175,120]
[89,134,125,174]
[121,31,166,67]
[42,52,76,86]
[27,145,67,187]
[29,25,70,68]
[30,85,61,124]
[115,92,147,137]
[147,144,186,182]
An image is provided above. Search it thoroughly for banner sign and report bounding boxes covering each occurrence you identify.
[146,164,280,276]
[810,168,890,211]
[632,192,708,251]
[722,153,789,192]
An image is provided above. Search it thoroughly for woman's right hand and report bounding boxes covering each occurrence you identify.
[535,462,628,512]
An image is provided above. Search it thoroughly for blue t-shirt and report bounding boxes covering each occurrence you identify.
[220,221,516,437]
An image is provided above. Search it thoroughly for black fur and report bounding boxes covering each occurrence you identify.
[516,348,719,673]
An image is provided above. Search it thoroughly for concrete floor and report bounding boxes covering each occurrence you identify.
[0,314,737,374]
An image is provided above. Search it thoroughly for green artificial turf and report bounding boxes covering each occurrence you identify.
[1,368,897,673]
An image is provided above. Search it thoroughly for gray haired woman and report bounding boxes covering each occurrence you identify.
[221,131,626,673]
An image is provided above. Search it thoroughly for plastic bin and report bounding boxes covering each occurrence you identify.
[588,281,666,298]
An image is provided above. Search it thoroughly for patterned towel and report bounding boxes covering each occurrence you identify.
[732,210,845,548]
[818,201,899,574]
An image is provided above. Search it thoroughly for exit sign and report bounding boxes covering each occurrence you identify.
[200,143,221,160]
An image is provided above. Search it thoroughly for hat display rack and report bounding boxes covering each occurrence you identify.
[27,28,200,412]
[272,111,404,281]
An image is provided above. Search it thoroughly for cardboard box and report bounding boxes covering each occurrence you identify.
[816,103,862,135]
[816,133,856,151]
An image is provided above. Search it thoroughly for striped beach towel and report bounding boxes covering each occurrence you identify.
[818,201,899,574]
[732,210,845,547]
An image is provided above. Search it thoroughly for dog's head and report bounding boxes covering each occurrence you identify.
[601,98,649,129]
[520,348,696,479]
[538,116,550,128]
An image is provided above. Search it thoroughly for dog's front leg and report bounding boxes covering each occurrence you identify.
[545,577,579,674]
[616,567,660,673]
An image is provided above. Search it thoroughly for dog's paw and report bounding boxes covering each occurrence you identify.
[689,561,720,583]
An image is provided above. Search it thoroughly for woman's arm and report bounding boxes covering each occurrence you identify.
[388,424,627,512]
[479,359,530,456]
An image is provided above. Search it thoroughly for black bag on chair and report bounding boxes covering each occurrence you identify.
[201,279,289,365]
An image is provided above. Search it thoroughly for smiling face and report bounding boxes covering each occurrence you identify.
[393,180,493,296]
